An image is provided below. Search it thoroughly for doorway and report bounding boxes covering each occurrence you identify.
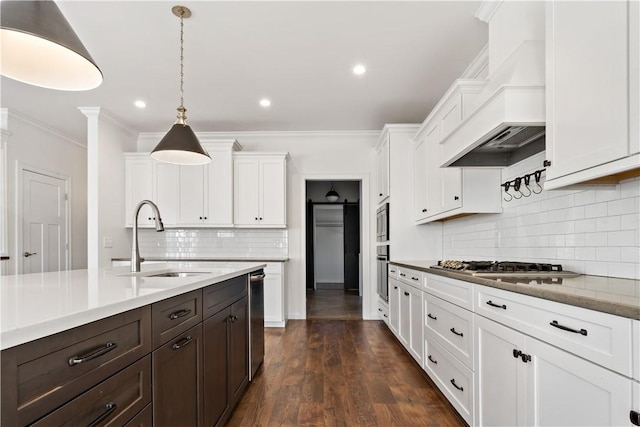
[19,167,69,274]
[305,180,361,319]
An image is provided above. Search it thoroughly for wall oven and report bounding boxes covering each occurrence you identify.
[376,203,389,242]
[376,245,389,302]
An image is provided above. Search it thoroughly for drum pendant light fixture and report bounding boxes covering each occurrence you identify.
[0,0,103,91]
[151,6,210,166]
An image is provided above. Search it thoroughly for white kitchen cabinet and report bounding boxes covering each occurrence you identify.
[425,334,475,425]
[412,137,429,221]
[475,314,527,427]
[263,262,286,327]
[475,314,633,427]
[125,141,238,228]
[413,80,501,223]
[476,313,633,427]
[124,154,154,227]
[175,145,235,227]
[233,153,287,228]
[545,0,640,189]
[388,277,400,336]
[375,131,390,204]
[396,269,424,366]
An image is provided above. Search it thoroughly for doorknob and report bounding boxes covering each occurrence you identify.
[24,252,37,257]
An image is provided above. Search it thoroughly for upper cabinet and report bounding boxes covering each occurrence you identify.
[375,132,390,204]
[413,80,502,223]
[124,140,240,228]
[545,0,640,189]
[233,153,288,228]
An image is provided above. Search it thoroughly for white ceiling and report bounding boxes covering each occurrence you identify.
[1,1,488,143]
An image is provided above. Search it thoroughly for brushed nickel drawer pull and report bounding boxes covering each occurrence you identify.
[172,336,193,350]
[169,308,192,320]
[550,320,588,336]
[68,341,118,366]
[87,402,117,427]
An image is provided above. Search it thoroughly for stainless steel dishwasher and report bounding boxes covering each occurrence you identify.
[248,270,265,380]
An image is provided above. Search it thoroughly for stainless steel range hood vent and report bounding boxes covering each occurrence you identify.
[450,125,546,167]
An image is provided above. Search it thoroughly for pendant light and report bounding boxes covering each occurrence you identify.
[325,183,340,203]
[0,0,103,91]
[151,6,210,166]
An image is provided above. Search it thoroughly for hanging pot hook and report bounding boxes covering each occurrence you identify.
[521,175,532,197]
[532,170,543,194]
[503,181,513,202]
[513,177,523,199]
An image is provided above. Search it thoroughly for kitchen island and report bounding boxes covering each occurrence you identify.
[1,263,264,426]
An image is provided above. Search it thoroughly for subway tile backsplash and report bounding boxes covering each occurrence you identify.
[442,160,640,279]
[136,228,288,258]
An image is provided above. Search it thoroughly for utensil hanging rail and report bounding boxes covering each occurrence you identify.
[501,168,546,201]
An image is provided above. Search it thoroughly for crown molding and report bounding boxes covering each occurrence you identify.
[475,0,503,23]
[7,110,85,149]
[138,129,381,140]
[78,107,138,140]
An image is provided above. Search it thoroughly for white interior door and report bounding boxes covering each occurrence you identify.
[22,169,68,274]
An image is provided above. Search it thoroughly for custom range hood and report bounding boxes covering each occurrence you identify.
[441,2,546,168]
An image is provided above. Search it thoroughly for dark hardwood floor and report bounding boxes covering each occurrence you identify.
[227,320,465,426]
[306,290,362,320]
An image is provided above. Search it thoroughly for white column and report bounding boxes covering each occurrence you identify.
[79,107,101,269]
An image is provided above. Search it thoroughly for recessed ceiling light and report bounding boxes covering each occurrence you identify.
[259,99,271,107]
[353,64,366,75]
[134,100,146,108]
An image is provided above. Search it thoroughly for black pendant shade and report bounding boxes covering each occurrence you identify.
[0,0,103,90]
[326,185,340,202]
[151,123,211,166]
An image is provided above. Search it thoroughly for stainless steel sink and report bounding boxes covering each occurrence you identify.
[147,272,211,278]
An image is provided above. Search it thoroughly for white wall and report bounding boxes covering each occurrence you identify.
[2,111,88,274]
[81,108,137,268]
[443,152,640,280]
[138,131,379,319]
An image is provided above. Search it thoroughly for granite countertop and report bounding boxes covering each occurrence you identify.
[0,262,266,350]
[391,260,640,320]
[111,256,289,262]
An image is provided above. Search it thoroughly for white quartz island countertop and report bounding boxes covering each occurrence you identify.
[0,263,265,350]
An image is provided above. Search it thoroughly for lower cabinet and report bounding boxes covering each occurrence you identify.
[388,276,423,366]
[475,314,633,426]
[388,277,400,336]
[153,324,203,427]
[203,296,249,427]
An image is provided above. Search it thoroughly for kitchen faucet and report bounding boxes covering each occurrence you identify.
[131,200,164,273]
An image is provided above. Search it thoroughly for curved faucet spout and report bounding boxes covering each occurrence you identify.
[132,200,164,273]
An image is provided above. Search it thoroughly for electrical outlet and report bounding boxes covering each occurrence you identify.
[103,237,113,248]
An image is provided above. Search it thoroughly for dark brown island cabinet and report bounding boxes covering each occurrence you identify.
[1,273,255,427]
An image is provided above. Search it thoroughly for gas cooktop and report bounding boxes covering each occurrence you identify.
[431,260,581,278]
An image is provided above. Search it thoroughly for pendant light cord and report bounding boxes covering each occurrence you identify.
[179,10,185,111]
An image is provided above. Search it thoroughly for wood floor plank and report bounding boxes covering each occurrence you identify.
[227,320,465,427]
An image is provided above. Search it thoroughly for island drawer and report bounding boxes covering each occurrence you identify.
[1,306,151,427]
[474,284,633,377]
[203,275,248,319]
[152,289,202,348]
[124,403,152,427]
[31,355,151,427]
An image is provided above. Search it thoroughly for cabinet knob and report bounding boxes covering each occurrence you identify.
[379,193,383,197]
[259,217,263,220]
[630,410,640,426]
[454,196,459,201]
[199,216,203,220]
[543,160,552,167]
[422,208,427,213]
[255,217,258,221]
[204,216,207,220]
